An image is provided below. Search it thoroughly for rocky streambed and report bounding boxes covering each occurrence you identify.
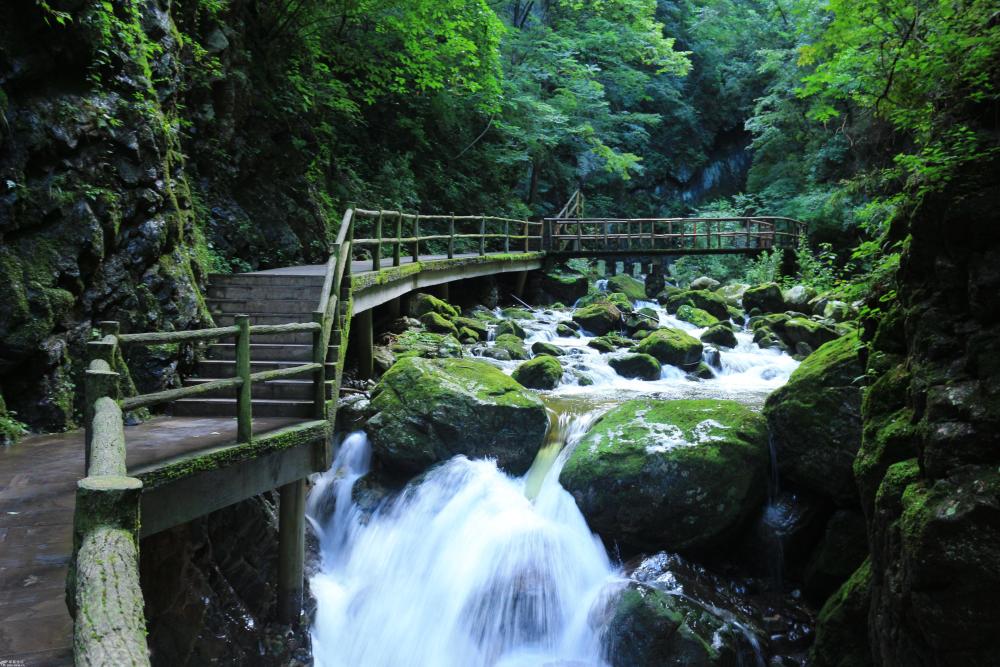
[307,269,864,667]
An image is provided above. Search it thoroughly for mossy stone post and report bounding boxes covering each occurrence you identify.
[504,219,511,253]
[235,315,252,443]
[523,220,530,252]
[411,213,420,262]
[311,310,326,420]
[373,210,383,271]
[355,308,374,381]
[345,204,355,280]
[479,216,487,256]
[393,211,403,267]
[277,477,306,626]
[448,213,455,259]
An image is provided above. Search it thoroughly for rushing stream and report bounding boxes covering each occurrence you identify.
[308,283,802,666]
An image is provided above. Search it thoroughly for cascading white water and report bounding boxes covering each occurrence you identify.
[310,413,618,667]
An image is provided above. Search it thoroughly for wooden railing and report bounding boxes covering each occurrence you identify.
[347,208,544,271]
[543,216,806,253]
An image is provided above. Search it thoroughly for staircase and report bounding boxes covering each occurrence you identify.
[172,272,340,418]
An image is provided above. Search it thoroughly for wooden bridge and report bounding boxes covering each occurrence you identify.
[0,198,803,665]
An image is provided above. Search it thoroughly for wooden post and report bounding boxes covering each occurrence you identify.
[603,220,609,250]
[355,308,373,381]
[523,220,529,252]
[448,213,455,259]
[345,205,355,279]
[235,314,252,443]
[514,271,528,298]
[311,311,326,420]
[83,363,118,475]
[411,214,420,263]
[575,220,582,252]
[373,210,383,272]
[277,478,306,625]
[393,212,403,266]
[504,220,510,253]
[479,216,486,256]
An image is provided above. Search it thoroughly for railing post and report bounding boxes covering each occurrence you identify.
[373,210,383,272]
[311,311,326,420]
[411,213,420,263]
[393,211,402,266]
[479,216,486,256]
[448,213,455,259]
[504,220,510,253]
[235,314,252,444]
[523,220,530,252]
[344,206,355,281]
[277,478,306,625]
[575,219,582,252]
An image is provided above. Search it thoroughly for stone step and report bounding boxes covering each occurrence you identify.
[207,298,320,315]
[207,343,340,362]
[208,273,325,287]
[197,359,337,376]
[172,397,315,418]
[207,284,325,301]
[183,378,334,401]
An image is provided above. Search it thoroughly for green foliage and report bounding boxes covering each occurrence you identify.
[792,237,839,292]
[744,248,784,286]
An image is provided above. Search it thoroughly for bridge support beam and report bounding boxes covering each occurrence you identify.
[354,308,374,381]
[277,478,306,625]
[513,270,528,299]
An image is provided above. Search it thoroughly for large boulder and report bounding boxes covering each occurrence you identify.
[539,265,589,304]
[715,283,748,307]
[700,323,737,349]
[602,582,760,667]
[809,560,874,667]
[783,284,817,310]
[663,290,730,321]
[486,333,529,361]
[689,276,720,291]
[496,319,526,339]
[411,292,459,319]
[530,341,565,357]
[606,274,647,302]
[675,304,718,328]
[742,283,785,314]
[572,302,622,335]
[588,333,633,353]
[366,357,548,475]
[512,355,563,390]
[764,332,863,506]
[608,353,661,380]
[391,330,464,359]
[419,311,459,337]
[632,328,703,369]
[561,399,769,554]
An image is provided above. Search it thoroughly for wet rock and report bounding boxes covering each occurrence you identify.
[809,560,873,667]
[337,393,373,431]
[572,302,623,335]
[496,319,526,339]
[373,346,396,375]
[804,510,868,603]
[419,311,459,337]
[623,306,659,335]
[387,316,421,334]
[687,362,715,380]
[675,304,719,328]
[632,328,703,369]
[606,274,647,301]
[540,265,588,304]
[689,276,721,291]
[500,307,534,320]
[743,283,786,314]
[609,353,661,381]
[512,355,563,389]
[491,333,529,360]
[588,333,633,353]
[663,289,731,321]
[715,283,748,307]
[701,323,737,349]
[782,285,816,310]
[530,341,565,357]
[367,357,548,475]
[561,399,769,554]
[453,317,489,340]
[410,292,459,319]
[783,317,840,352]
[390,330,463,359]
[555,323,579,338]
[764,332,863,506]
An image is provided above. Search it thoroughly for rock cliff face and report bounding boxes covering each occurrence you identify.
[811,163,1000,665]
[0,0,333,430]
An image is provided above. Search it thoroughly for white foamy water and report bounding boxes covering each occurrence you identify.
[310,414,618,667]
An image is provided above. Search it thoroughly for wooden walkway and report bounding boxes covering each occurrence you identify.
[0,417,303,666]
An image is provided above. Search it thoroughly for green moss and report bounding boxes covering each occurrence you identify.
[606,274,646,301]
[530,341,565,357]
[0,393,29,446]
[496,319,526,339]
[454,317,489,339]
[419,311,459,336]
[632,327,703,368]
[391,330,463,359]
[609,353,661,380]
[412,292,459,319]
[512,355,563,390]
[572,301,623,335]
[810,559,874,667]
[501,307,534,320]
[494,333,529,360]
[675,304,718,328]
[664,289,730,320]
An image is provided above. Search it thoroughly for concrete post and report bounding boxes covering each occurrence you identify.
[235,315,252,444]
[355,308,374,381]
[277,478,306,625]
[513,271,528,299]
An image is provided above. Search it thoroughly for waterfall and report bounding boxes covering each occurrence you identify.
[310,415,617,667]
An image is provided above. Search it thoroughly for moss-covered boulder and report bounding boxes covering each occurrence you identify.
[700,323,737,349]
[742,283,785,314]
[530,341,565,357]
[411,292,459,319]
[540,265,589,304]
[663,289,731,321]
[624,307,660,335]
[419,311,459,337]
[457,327,479,344]
[783,284,817,310]
[606,274,647,302]
[689,276,720,291]
[602,582,760,667]
[609,354,661,381]
[783,316,841,352]
[512,355,563,390]
[572,302,622,335]
[632,328,703,369]
[809,560,874,667]
[764,332,863,506]
[576,291,636,314]
[485,333,530,361]
[496,319,526,339]
[454,317,489,340]
[501,307,534,320]
[675,304,719,328]
[588,333,633,353]
[367,357,548,475]
[561,399,769,553]
[391,330,464,359]
[715,283,748,307]
[555,323,579,338]
[804,509,869,602]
